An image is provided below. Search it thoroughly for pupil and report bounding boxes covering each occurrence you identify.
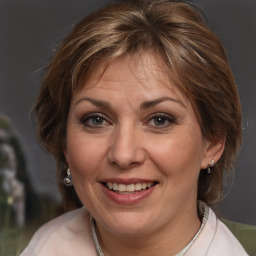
[93,116,103,125]
[154,117,165,126]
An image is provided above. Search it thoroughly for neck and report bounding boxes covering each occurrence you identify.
[94,203,201,256]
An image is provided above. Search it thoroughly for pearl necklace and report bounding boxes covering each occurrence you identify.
[91,202,209,256]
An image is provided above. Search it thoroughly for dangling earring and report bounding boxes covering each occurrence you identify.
[207,160,215,174]
[63,168,73,186]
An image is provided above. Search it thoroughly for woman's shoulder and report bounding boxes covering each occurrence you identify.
[221,218,256,256]
[189,205,249,256]
[214,217,249,255]
[20,207,97,256]
[205,208,249,255]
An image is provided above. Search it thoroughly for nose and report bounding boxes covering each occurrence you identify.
[107,124,146,169]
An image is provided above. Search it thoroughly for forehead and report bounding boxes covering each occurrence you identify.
[76,52,187,102]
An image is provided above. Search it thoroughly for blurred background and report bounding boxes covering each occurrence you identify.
[0,0,255,255]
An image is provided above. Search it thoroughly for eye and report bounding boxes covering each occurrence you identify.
[81,113,110,127]
[147,113,175,128]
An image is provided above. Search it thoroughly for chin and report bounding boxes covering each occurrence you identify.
[101,211,155,236]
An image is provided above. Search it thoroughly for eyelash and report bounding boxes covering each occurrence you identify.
[80,113,111,128]
[79,112,176,129]
[145,113,176,128]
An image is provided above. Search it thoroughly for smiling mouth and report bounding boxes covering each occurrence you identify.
[103,182,158,194]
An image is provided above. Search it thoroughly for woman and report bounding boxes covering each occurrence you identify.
[21,0,248,255]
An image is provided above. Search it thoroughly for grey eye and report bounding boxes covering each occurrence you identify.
[81,113,109,127]
[91,116,104,125]
[153,116,167,126]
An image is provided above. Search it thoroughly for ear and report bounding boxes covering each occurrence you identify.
[201,137,225,169]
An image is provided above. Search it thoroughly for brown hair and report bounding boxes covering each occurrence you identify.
[34,0,242,210]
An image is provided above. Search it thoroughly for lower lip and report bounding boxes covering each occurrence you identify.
[101,184,157,204]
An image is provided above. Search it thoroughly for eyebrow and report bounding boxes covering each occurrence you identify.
[74,97,112,109]
[140,96,186,109]
[74,96,186,110]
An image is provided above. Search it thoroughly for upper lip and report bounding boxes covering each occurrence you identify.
[100,178,158,185]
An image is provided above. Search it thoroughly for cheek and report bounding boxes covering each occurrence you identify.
[66,135,107,178]
[147,130,205,179]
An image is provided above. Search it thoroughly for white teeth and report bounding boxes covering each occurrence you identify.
[105,182,155,192]
[119,184,126,192]
[107,182,113,189]
[113,183,118,191]
[127,184,135,192]
[135,183,142,190]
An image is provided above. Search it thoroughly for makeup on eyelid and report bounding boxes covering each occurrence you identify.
[77,112,177,131]
[73,98,183,131]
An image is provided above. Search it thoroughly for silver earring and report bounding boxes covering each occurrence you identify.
[63,168,73,186]
[207,160,215,174]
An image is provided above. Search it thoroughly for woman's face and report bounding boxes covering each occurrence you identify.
[65,53,217,236]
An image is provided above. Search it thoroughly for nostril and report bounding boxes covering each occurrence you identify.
[107,148,146,169]
[107,132,146,169]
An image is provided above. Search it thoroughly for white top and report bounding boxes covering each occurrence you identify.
[20,206,248,256]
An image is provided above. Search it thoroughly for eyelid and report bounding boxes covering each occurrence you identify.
[81,112,104,120]
[145,112,177,127]
[148,112,176,121]
[153,112,175,119]
[80,112,111,126]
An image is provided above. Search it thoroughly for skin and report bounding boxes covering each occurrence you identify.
[65,52,224,256]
